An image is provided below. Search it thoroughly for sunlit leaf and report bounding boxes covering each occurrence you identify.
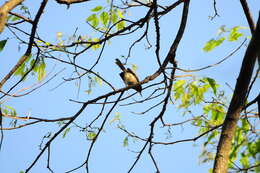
[116,21,125,31]
[173,80,186,100]
[11,15,21,22]
[123,136,128,147]
[94,76,103,86]
[240,153,250,168]
[87,14,99,28]
[205,77,217,95]
[62,128,70,138]
[203,37,225,52]
[110,113,122,124]
[37,61,46,81]
[14,63,25,76]
[117,9,124,18]
[131,63,137,73]
[229,26,243,41]
[111,11,118,24]
[87,132,97,140]
[92,38,101,50]
[56,32,63,39]
[100,11,109,26]
[91,6,103,12]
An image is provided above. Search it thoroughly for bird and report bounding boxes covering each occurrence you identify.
[115,58,142,94]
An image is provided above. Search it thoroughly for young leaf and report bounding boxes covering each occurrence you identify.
[229,26,243,41]
[111,11,118,24]
[62,128,71,138]
[87,132,97,140]
[117,9,124,18]
[11,15,21,22]
[0,39,7,52]
[37,61,46,81]
[91,6,103,12]
[203,37,225,52]
[87,14,99,28]
[123,136,128,147]
[100,11,109,26]
[94,76,102,86]
[205,77,217,95]
[116,21,125,31]
[14,63,25,76]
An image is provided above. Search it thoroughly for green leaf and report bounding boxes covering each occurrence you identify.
[131,63,137,73]
[111,11,118,24]
[174,80,186,90]
[62,128,70,138]
[100,11,109,26]
[5,105,17,116]
[123,136,128,147]
[87,14,99,28]
[30,59,37,72]
[11,15,21,22]
[91,6,103,12]
[116,21,125,31]
[173,80,186,100]
[14,63,25,76]
[240,153,250,168]
[203,37,225,52]
[94,76,102,86]
[241,118,250,131]
[87,132,97,140]
[205,77,217,95]
[109,113,122,124]
[20,171,25,173]
[229,26,243,41]
[0,39,7,52]
[92,38,101,50]
[117,9,124,18]
[36,61,46,81]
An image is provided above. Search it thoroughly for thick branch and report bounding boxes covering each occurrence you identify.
[0,0,48,89]
[55,0,90,6]
[213,13,260,173]
[0,0,24,33]
[240,0,255,33]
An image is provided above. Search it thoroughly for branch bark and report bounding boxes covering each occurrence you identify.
[55,0,90,6]
[213,13,260,173]
[0,0,48,89]
[0,0,24,33]
[240,0,255,33]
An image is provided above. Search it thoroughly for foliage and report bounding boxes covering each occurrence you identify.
[0,39,7,52]
[203,26,247,52]
[0,1,259,173]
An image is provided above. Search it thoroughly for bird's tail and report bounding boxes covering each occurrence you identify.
[115,58,126,71]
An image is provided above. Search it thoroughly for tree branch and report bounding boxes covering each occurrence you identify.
[213,12,260,173]
[55,0,90,6]
[0,0,24,33]
[240,0,256,33]
[0,0,48,89]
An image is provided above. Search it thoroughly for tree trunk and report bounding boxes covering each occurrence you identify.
[213,13,260,173]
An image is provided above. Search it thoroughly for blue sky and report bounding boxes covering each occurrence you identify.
[0,0,259,173]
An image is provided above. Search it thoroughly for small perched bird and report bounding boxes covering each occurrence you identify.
[115,58,142,94]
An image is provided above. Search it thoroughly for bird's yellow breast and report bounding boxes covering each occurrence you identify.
[124,72,138,85]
